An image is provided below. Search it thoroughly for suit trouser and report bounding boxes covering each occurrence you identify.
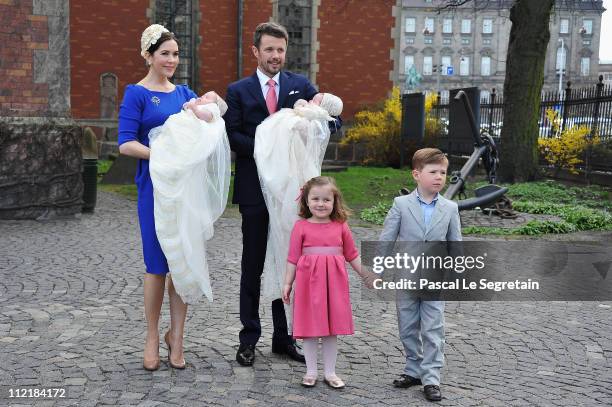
[396,295,445,386]
[238,202,289,346]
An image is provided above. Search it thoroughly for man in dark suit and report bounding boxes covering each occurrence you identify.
[224,22,340,366]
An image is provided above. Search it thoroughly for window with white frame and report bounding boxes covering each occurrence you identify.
[406,37,415,44]
[581,57,590,76]
[443,38,451,45]
[404,55,414,74]
[405,17,416,33]
[460,56,470,76]
[481,90,490,103]
[461,19,471,34]
[482,19,493,34]
[556,47,566,71]
[582,19,593,34]
[441,90,450,103]
[423,56,433,75]
[560,18,569,34]
[443,18,452,34]
[481,56,491,75]
[424,18,435,33]
[441,55,452,74]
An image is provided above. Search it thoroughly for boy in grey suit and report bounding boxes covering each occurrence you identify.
[379,148,461,402]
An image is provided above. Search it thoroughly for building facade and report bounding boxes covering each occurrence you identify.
[600,61,612,86]
[68,0,395,123]
[3,0,605,127]
[398,0,605,101]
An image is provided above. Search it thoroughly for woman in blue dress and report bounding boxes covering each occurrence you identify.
[118,24,197,371]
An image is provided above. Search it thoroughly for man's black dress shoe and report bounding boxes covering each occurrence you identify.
[393,374,422,388]
[424,384,442,402]
[272,339,306,363]
[236,344,255,366]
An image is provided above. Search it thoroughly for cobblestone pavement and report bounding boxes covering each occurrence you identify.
[459,209,562,229]
[0,191,610,407]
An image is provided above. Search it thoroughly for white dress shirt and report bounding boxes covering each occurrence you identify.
[256,68,280,101]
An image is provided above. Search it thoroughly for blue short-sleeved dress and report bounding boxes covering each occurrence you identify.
[118,84,198,274]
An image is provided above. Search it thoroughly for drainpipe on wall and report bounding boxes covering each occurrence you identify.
[237,0,243,80]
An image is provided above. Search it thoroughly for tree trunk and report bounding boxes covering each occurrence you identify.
[499,0,554,182]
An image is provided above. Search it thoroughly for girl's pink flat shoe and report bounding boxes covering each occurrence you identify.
[301,375,317,387]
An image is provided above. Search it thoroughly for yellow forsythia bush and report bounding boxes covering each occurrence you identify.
[342,87,444,166]
[538,108,600,174]
[342,86,402,166]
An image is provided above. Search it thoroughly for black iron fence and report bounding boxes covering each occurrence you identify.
[430,76,612,172]
[431,76,612,142]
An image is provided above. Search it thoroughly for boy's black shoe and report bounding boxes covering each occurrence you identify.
[236,344,255,366]
[271,339,306,363]
[392,374,422,388]
[424,384,442,402]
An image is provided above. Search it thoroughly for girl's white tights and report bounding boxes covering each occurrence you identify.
[302,336,338,378]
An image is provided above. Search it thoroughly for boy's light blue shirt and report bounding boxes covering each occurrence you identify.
[415,188,439,227]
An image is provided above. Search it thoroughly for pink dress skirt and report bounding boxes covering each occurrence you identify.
[292,246,355,338]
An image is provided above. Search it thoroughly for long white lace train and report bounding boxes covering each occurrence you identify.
[149,104,230,303]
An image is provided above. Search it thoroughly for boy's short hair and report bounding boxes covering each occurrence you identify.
[412,148,449,170]
[253,22,289,48]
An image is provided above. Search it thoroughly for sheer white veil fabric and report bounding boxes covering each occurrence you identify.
[148,103,230,304]
[254,100,340,301]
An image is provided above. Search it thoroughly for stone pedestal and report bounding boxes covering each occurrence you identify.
[0,117,83,219]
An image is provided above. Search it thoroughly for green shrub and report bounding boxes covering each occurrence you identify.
[512,201,612,231]
[515,220,577,235]
[559,207,612,231]
[360,201,393,225]
[462,226,512,235]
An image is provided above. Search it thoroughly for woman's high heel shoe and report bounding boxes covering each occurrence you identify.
[143,337,160,371]
[164,331,186,369]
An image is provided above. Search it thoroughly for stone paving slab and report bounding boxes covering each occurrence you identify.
[0,191,610,406]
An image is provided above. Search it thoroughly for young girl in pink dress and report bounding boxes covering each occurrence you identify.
[282,176,373,389]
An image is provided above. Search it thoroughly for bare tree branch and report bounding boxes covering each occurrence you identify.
[435,0,474,14]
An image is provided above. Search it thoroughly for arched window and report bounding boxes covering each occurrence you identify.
[278,0,313,79]
[556,46,566,71]
[155,0,196,88]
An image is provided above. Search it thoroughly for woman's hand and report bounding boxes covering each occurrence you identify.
[282,283,292,304]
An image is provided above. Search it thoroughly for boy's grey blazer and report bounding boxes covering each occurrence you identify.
[380,190,462,242]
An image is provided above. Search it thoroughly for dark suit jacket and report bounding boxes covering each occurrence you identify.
[224,70,341,205]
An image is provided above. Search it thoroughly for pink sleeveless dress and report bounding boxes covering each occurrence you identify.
[287,219,359,338]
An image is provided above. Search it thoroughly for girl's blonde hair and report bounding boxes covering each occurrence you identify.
[298,176,351,222]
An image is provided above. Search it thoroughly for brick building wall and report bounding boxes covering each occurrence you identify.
[70,0,150,119]
[0,0,49,117]
[198,0,274,94]
[240,0,273,79]
[68,1,395,121]
[1,0,83,219]
[317,0,395,119]
[198,0,238,94]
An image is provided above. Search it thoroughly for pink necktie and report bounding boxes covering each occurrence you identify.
[265,79,277,114]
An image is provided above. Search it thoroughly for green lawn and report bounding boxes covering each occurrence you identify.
[97,160,611,234]
[322,167,414,211]
[99,184,138,200]
[97,161,411,211]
